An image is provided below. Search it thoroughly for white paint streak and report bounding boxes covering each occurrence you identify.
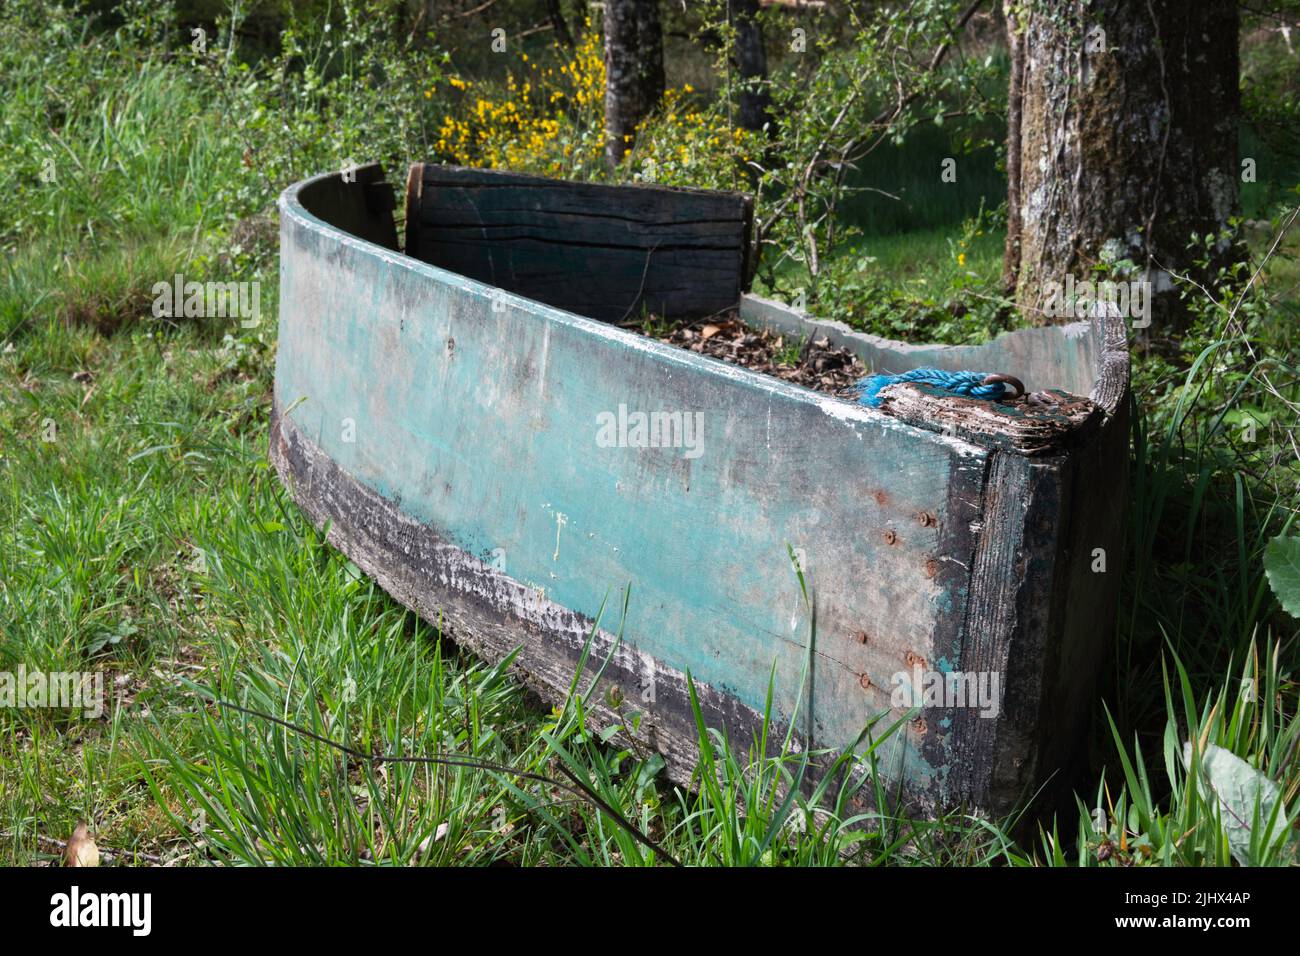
[553,511,567,561]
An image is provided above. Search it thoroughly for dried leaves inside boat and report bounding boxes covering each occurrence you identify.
[639,314,868,397]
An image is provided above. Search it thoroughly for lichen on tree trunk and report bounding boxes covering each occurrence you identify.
[1005,0,1242,329]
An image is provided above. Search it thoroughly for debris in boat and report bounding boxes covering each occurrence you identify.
[637,316,1097,432]
[637,313,869,397]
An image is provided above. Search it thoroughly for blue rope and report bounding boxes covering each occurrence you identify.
[854,368,1011,408]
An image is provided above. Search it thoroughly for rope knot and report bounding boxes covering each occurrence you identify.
[854,368,1024,408]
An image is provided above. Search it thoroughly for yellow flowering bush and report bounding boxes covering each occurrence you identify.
[627,85,761,192]
[428,26,757,190]
[431,29,606,178]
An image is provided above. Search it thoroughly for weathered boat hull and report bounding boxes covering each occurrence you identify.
[272,164,1129,816]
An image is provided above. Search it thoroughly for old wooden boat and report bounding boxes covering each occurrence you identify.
[272,162,1129,816]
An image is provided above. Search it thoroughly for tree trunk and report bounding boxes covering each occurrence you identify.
[604,0,666,168]
[1004,1,1241,329]
[731,0,770,132]
[1001,1,1025,293]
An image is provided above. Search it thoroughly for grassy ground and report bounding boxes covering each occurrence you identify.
[2,4,1298,866]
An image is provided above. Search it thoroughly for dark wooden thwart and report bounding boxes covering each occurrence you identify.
[404,163,752,323]
[272,162,1130,818]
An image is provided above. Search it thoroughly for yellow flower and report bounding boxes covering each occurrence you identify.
[957,253,967,267]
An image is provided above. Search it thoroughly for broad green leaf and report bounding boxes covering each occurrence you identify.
[1263,535,1300,618]
[1183,742,1291,865]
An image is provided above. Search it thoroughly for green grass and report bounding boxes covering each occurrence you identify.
[754,217,1011,345]
[2,1,1298,867]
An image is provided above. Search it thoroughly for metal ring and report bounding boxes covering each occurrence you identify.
[981,374,1025,399]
